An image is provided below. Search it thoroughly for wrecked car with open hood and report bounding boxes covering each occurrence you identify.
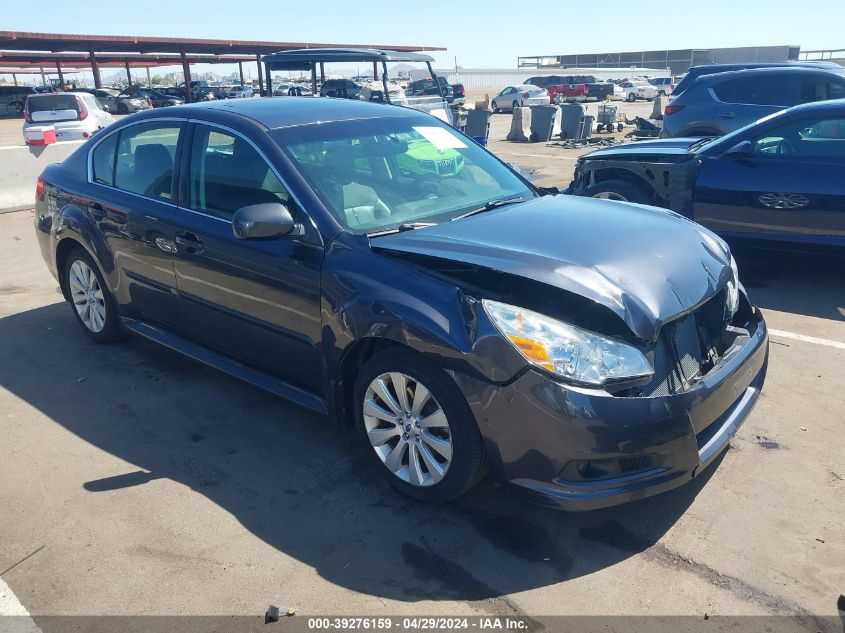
[34,97,768,509]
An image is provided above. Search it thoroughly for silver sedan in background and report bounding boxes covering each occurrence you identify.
[491,85,549,112]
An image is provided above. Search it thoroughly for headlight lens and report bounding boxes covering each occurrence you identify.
[483,300,653,387]
[726,256,740,317]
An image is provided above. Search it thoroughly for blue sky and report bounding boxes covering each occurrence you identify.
[3,0,844,81]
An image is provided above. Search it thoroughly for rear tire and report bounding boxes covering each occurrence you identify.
[584,179,652,204]
[117,103,129,114]
[627,93,636,102]
[63,248,124,343]
[353,349,485,503]
[512,100,519,111]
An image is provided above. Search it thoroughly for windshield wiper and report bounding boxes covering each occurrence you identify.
[368,222,437,237]
[688,137,717,151]
[451,196,527,222]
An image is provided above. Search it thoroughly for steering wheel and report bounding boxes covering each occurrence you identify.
[776,138,796,155]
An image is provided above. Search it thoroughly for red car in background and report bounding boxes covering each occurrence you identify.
[525,75,588,103]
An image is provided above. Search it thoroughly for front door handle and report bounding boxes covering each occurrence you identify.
[175,232,204,255]
[718,112,736,119]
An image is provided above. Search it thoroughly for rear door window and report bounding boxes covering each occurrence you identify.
[712,76,791,106]
[113,123,182,201]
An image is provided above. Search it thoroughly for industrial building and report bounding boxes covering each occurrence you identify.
[518,45,802,75]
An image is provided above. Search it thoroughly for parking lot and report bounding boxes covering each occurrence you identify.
[1,89,843,630]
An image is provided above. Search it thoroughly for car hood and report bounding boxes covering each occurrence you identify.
[581,138,699,160]
[371,195,732,342]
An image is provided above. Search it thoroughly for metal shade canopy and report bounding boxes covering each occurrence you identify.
[261,48,444,105]
[261,48,435,71]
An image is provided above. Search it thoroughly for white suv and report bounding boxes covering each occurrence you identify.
[23,92,114,142]
[649,77,676,96]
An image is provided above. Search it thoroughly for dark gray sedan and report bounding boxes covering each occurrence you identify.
[33,98,768,509]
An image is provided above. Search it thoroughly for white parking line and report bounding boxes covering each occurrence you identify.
[769,329,845,351]
[0,577,41,632]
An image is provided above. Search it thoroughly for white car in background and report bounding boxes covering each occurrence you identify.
[649,77,676,96]
[609,82,627,101]
[359,81,407,104]
[619,80,658,101]
[23,92,114,142]
[228,85,255,98]
[273,83,313,96]
[491,85,550,112]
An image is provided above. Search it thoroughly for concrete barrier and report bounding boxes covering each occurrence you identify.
[0,141,85,213]
[506,107,531,142]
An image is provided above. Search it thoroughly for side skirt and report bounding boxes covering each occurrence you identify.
[121,317,328,415]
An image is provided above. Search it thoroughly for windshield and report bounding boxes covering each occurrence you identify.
[272,117,535,234]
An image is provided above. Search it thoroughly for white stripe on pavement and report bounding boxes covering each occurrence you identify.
[769,329,845,351]
[0,577,41,633]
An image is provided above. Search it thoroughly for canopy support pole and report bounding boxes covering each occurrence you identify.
[180,52,192,103]
[256,54,265,96]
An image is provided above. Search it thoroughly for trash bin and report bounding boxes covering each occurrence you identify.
[560,103,585,139]
[581,115,595,140]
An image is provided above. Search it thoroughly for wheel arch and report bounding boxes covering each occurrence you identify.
[53,203,115,301]
[332,336,409,428]
[591,167,655,196]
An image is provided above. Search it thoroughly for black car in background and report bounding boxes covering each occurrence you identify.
[406,76,466,105]
[0,85,39,115]
[34,98,767,510]
[318,79,363,99]
[571,99,845,251]
[161,86,216,102]
[118,85,184,108]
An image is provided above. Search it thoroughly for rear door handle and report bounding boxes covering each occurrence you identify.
[175,232,204,255]
[718,112,736,119]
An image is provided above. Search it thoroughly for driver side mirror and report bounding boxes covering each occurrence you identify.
[724,139,755,159]
[232,202,299,240]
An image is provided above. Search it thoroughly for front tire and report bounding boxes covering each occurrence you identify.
[353,349,485,502]
[584,178,652,204]
[64,248,123,343]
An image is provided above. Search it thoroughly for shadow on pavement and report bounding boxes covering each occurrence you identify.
[0,301,722,603]
[730,243,845,323]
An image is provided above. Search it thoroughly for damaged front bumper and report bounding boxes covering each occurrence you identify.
[452,308,768,511]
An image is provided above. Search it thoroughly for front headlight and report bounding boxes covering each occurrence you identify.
[483,300,653,387]
[726,256,740,317]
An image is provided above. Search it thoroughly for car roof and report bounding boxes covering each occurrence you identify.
[687,61,840,75]
[695,66,845,85]
[781,96,845,115]
[141,96,430,130]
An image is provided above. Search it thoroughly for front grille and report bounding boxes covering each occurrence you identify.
[638,288,732,397]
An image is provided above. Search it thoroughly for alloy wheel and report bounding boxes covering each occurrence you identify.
[363,372,453,487]
[68,259,106,333]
